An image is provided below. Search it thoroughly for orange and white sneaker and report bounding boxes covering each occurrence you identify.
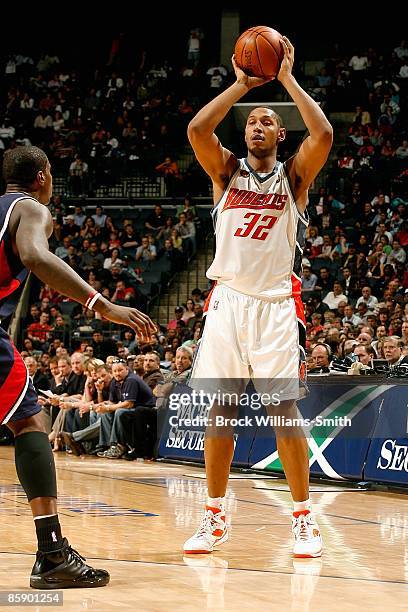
[184,506,229,554]
[292,510,322,558]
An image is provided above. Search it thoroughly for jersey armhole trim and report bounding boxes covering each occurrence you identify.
[0,196,38,242]
[282,162,309,225]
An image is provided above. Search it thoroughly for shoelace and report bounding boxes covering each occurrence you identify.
[294,514,311,542]
[66,544,87,567]
[197,510,223,537]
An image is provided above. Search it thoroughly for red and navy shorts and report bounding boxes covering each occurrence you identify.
[0,326,41,425]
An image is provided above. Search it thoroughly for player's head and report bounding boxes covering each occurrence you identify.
[3,146,52,205]
[245,107,285,158]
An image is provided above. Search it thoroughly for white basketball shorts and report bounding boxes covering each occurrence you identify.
[189,283,304,401]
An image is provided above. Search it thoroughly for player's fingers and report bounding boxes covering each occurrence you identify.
[280,38,289,55]
[132,312,150,342]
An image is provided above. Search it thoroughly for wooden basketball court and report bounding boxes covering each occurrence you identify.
[0,447,406,611]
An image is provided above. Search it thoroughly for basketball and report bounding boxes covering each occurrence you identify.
[234,26,284,78]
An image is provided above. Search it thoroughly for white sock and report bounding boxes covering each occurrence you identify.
[34,514,58,520]
[293,499,311,513]
[207,496,225,511]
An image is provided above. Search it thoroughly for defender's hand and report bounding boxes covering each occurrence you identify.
[232,55,273,89]
[103,303,157,343]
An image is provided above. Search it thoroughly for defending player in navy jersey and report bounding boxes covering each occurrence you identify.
[0,146,156,588]
[184,37,332,557]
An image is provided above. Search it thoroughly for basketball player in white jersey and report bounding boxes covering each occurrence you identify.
[183,37,333,557]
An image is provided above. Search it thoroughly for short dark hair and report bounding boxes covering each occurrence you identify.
[252,107,284,128]
[3,146,48,187]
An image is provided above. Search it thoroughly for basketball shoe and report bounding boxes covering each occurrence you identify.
[30,538,110,589]
[292,510,322,558]
[183,506,229,554]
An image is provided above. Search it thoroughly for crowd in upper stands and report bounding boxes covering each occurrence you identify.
[0,30,407,453]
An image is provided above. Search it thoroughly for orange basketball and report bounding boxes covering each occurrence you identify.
[234,26,284,78]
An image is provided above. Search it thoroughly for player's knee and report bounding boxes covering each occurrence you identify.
[15,431,57,501]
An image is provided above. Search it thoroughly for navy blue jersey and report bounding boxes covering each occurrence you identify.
[0,193,41,424]
[0,192,33,319]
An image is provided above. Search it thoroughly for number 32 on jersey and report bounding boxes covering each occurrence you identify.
[234,212,278,241]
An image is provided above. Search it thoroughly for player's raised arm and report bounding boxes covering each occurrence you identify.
[187,57,272,197]
[12,199,156,342]
[278,37,333,206]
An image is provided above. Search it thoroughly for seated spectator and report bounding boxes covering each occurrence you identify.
[61,215,80,241]
[96,359,155,458]
[80,241,104,270]
[170,228,183,251]
[122,329,138,354]
[80,217,98,241]
[55,236,72,259]
[155,156,182,197]
[167,306,185,330]
[301,264,318,296]
[160,348,175,370]
[353,344,376,367]
[154,346,193,402]
[191,288,204,307]
[175,212,196,256]
[356,286,379,312]
[27,311,53,349]
[91,330,117,361]
[143,352,165,391]
[136,235,156,262]
[111,280,136,305]
[145,204,168,236]
[383,337,408,368]
[340,266,358,299]
[92,205,107,227]
[309,313,324,337]
[73,204,86,228]
[103,247,123,271]
[69,154,88,196]
[342,305,363,326]
[308,344,331,373]
[315,267,334,297]
[60,363,113,456]
[323,281,348,310]
[182,299,196,324]
[306,226,323,258]
[24,356,50,394]
[388,239,406,264]
[176,195,197,220]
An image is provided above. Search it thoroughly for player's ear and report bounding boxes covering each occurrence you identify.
[37,170,45,185]
[277,127,286,143]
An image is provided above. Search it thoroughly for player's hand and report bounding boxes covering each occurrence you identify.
[277,36,295,83]
[231,55,273,89]
[103,303,157,343]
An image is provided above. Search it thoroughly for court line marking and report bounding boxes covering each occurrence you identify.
[59,470,383,525]
[0,551,406,586]
[53,468,408,527]
[0,458,403,529]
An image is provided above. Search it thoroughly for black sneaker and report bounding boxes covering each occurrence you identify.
[30,539,110,589]
[60,432,85,457]
[124,448,138,461]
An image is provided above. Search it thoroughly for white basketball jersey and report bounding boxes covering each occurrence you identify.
[206,159,308,299]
